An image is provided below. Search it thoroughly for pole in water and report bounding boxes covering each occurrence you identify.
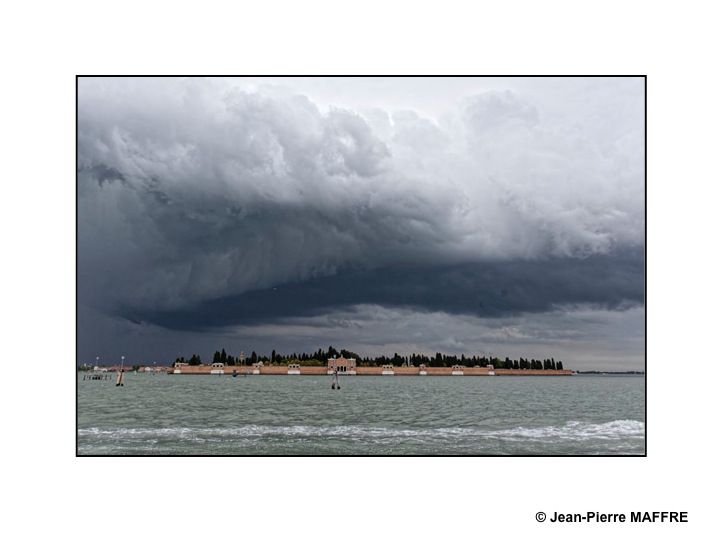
[116,355,125,387]
[330,356,340,390]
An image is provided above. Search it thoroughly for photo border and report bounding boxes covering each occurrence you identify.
[75,75,647,458]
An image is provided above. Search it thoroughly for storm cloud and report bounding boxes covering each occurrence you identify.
[77,77,644,368]
[132,250,644,331]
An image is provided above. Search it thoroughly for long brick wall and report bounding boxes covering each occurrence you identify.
[168,365,573,376]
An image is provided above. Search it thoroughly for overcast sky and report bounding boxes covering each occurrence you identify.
[77,77,644,369]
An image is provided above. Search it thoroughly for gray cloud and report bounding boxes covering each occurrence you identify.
[127,249,643,331]
[78,77,644,367]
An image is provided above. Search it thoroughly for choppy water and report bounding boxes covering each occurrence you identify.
[78,373,645,455]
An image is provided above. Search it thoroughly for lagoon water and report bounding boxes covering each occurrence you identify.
[78,373,644,455]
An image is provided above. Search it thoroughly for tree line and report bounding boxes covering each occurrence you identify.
[173,346,564,370]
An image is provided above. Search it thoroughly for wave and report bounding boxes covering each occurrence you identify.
[484,420,644,441]
[79,420,644,442]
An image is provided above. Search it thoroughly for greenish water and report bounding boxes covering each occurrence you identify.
[78,374,645,455]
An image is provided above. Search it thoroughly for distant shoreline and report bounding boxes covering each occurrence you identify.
[78,366,644,376]
[163,365,574,376]
[575,371,645,376]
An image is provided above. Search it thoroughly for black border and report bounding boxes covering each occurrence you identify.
[76,75,647,457]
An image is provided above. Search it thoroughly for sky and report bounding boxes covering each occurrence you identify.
[77,76,645,369]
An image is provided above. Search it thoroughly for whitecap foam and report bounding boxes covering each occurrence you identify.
[79,420,644,442]
[483,420,645,441]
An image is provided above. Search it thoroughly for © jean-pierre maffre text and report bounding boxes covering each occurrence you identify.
[547,511,688,523]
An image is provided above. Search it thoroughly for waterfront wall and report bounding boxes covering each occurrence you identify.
[167,365,573,376]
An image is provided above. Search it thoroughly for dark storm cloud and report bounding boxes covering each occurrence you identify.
[78,78,644,352]
[127,248,643,331]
